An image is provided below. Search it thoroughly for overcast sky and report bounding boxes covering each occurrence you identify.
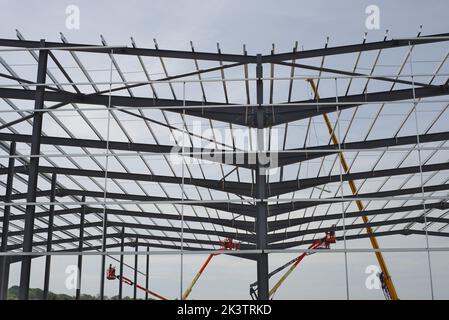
[1,0,449,52]
[1,0,449,300]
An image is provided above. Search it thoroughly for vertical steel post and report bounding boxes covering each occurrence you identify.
[145,246,150,300]
[19,40,48,300]
[119,227,124,300]
[133,238,138,300]
[255,54,269,300]
[0,142,16,300]
[100,211,108,299]
[75,197,86,300]
[43,173,57,300]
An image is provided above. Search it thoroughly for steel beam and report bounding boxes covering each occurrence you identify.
[4,205,448,253]
[1,130,448,170]
[0,38,257,63]
[2,84,448,129]
[270,85,449,126]
[277,131,449,167]
[268,216,427,243]
[15,160,447,199]
[7,241,210,265]
[5,231,227,253]
[2,33,447,65]
[19,40,48,300]
[14,165,253,197]
[0,132,253,169]
[8,227,449,265]
[413,229,449,237]
[176,85,449,127]
[268,230,407,249]
[1,208,86,223]
[0,35,448,129]
[0,63,245,132]
[268,183,449,216]
[274,61,434,88]
[1,206,254,234]
[3,220,256,244]
[269,201,449,231]
[56,189,255,217]
[5,160,449,199]
[262,33,449,62]
[269,161,449,196]
[0,87,245,126]
[0,72,61,92]
[272,229,449,249]
[3,182,446,218]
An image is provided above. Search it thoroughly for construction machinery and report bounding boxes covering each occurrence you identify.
[378,272,392,300]
[250,228,336,300]
[182,238,240,300]
[106,264,168,300]
[306,78,399,300]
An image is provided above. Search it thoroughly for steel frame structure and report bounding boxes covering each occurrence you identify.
[0,30,448,300]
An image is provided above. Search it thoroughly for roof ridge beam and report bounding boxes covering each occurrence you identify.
[277,131,449,167]
[10,165,254,197]
[0,38,257,63]
[0,188,257,217]
[268,183,449,216]
[269,161,449,196]
[262,32,449,62]
[268,217,427,243]
[0,205,254,232]
[2,220,256,243]
[0,132,254,169]
[270,84,449,126]
[269,201,449,231]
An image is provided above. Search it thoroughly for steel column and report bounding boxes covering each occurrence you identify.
[75,197,86,300]
[255,54,269,300]
[145,246,149,300]
[43,173,57,300]
[119,227,124,300]
[0,142,16,300]
[99,207,108,299]
[134,238,138,300]
[19,39,48,300]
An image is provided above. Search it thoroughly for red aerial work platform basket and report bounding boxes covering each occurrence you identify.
[106,264,117,280]
[219,238,240,251]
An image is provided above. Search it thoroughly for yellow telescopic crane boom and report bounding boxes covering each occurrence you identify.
[307,79,399,300]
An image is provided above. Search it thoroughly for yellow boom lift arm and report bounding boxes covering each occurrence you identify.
[182,238,240,300]
[249,228,336,300]
[306,78,399,300]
